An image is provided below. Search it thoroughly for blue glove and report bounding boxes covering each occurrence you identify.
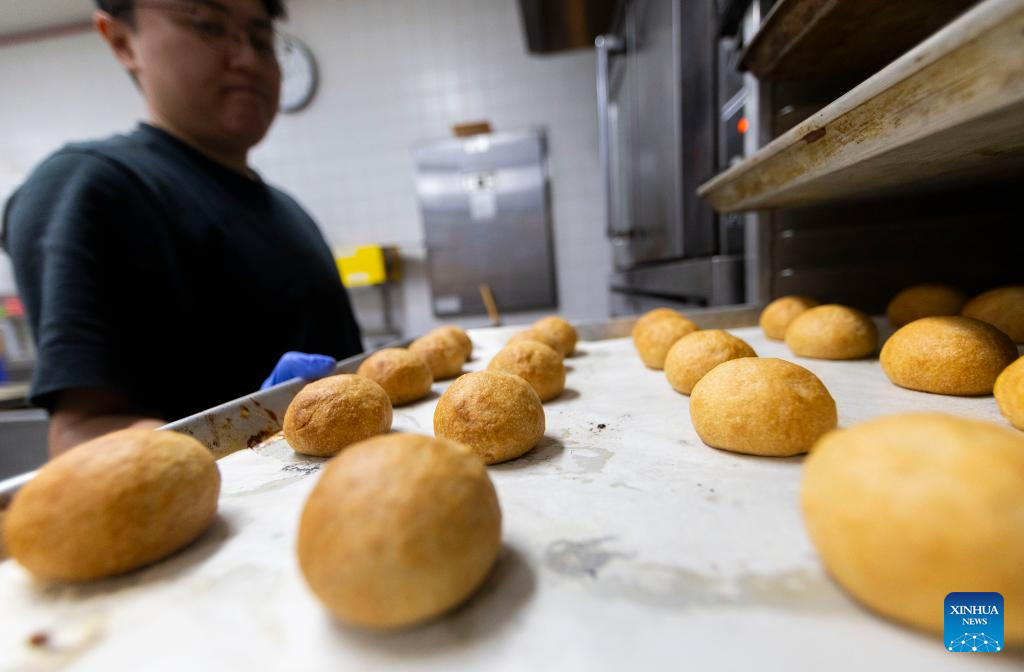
[261,352,337,390]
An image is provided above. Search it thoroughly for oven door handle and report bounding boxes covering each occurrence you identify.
[596,34,625,241]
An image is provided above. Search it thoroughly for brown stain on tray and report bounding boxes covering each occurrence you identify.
[251,398,279,424]
[801,127,826,144]
[247,428,282,449]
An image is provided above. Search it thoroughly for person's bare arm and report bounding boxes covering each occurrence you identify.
[48,387,165,458]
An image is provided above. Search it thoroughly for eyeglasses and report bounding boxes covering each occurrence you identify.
[124,0,286,65]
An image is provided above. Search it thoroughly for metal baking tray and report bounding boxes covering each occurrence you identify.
[3,304,1018,670]
[0,304,763,512]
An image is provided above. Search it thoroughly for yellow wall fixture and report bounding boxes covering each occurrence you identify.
[336,246,388,287]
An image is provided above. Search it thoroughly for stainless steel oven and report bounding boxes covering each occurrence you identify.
[598,0,745,314]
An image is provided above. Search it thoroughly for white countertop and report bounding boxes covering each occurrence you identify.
[1,323,1019,671]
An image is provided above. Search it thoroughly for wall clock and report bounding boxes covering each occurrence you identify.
[277,32,318,113]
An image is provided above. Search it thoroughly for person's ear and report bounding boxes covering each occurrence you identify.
[94,11,141,78]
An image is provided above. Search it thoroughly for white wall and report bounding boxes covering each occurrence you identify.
[0,0,611,336]
[0,29,145,295]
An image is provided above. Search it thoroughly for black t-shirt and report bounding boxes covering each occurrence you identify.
[1,123,362,421]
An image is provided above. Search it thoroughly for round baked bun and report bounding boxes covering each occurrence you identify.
[880,317,1017,396]
[690,358,837,457]
[759,296,819,340]
[664,330,756,395]
[488,340,566,402]
[297,433,501,629]
[785,304,878,360]
[409,331,466,380]
[802,414,1024,643]
[633,313,699,370]
[886,284,967,328]
[357,348,433,406]
[631,308,684,341]
[507,328,564,357]
[284,375,393,457]
[995,356,1024,430]
[532,316,577,357]
[961,286,1024,342]
[431,325,473,360]
[434,371,545,464]
[4,429,220,581]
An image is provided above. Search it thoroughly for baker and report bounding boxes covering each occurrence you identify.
[1,0,361,456]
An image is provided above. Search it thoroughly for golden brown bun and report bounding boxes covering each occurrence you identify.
[886,284,967,328]
[633,314,699,370]
[356,348,433,406]
[431,325,473,360]
[759,296,819,340]
[532,316,578,357]
[507,328,564,357]
[487,340,566,402]
[409,331,466,380]
[690,358,836,456]
[631,307,684,339]
[4,429,220,581]
[284,374,393,457]
[664,330,757,395]
[802,414,1024,643]
[298,433,501,630]
[962,285,1024,342]
[880,316,1017,396]
[434,371,545,464]
[785,304,878,360]
[994,356,1024,430]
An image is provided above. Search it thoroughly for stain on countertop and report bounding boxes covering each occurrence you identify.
[545,537,631,579]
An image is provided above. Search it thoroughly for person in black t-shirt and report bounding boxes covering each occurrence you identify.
[1,0,362,456]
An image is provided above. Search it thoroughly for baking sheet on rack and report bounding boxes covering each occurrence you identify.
[1,323,1020,671]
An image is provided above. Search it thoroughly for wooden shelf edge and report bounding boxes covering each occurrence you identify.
[700,0,1024,213]
[738,0,830,78]
[739,0,977,82]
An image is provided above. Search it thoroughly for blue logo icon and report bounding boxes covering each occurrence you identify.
[945,592,1003,652]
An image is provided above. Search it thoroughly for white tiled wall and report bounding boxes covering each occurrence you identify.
[0,0,611,336]
[0,29,146,296]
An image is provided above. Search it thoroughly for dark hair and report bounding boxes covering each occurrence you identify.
[95,1,287,20]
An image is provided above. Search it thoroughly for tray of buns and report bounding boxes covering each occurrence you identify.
[1,303,1020,670]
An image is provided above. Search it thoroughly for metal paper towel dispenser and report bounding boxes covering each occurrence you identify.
[414,129,558,318]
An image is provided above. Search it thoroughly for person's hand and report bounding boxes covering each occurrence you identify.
[261,352,337,390]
